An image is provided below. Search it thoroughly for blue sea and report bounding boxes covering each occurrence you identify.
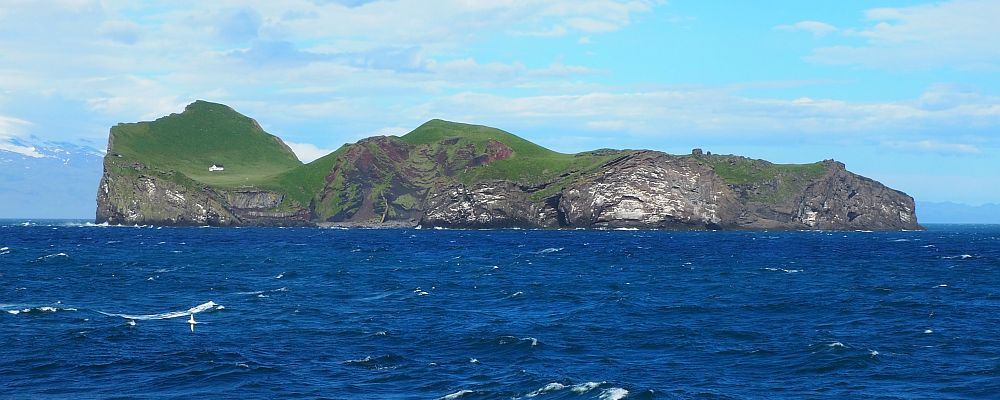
[2,221,999,399]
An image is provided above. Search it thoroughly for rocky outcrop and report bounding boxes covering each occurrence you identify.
[792,161,917,230]
[415,154,921,231]
[557,151,742,229]
[421,181,559,228]
[97,166,235,226]
[96,159,311,227]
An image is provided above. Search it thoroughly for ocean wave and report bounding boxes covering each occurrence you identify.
[32,252,69,262]
[572,382,604,393]
[495,335,540,348]
[3,305,78,315]
[537,247,564,254]
[526,382,565,397]
[438,390,472,400]
[98,301,220,320]
[942,254,973,259]
[0,246,9,255]
[763,267,802,273]
[343,354,405,370]
[235,287,288,296]
[600,387,629,400]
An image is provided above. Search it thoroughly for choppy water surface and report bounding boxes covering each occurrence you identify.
[1,221,999,399]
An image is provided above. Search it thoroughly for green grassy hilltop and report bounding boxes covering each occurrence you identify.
[109,100,302,187]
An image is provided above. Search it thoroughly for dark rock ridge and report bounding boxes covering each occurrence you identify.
[96,102,921,230]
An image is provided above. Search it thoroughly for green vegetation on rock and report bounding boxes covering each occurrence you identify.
[696,154,828,204]
[109,100,302,188]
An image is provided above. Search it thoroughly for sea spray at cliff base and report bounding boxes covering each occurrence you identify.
[1,221,997,398]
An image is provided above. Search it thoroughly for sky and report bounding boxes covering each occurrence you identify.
[0,0,997,205]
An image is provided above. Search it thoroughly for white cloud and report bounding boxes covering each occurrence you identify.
[801,0,1000,70]
[285,141,337,162]
[0,141,46,158]
[882,140,981,155]
[0,115,31,139]
[417,85,1000,138]
[774,21,837,36]
[0,115,44,158]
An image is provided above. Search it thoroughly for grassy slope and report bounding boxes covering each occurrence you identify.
[401,119,620,186]
[696,155,828,204]
[109,100,302,188]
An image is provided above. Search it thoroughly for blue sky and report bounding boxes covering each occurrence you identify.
[1,0,997,204]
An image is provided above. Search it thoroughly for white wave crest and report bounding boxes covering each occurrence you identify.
[571,382,604,393]
[438,390,472,400]
[600,388,629,400]
[763,267,802,273]
[99,301,220,320]
[537,247,563,254]
[526,382,565,397]
[35,252,69,261]
[235,287,288,295]
[3,305,77,315]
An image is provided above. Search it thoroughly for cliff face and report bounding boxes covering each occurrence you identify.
[416,153,920,230]
[96,159,312,226]
[96,102,921,230]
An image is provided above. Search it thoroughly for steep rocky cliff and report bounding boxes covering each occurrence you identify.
[97,101,921,230]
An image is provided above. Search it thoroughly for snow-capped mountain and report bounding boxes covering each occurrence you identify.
[0,138,105,218]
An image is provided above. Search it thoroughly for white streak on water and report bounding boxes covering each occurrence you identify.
[98,301,220,320]
[438,390,472,400]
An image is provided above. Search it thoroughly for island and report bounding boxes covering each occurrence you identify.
[96,100,921,230]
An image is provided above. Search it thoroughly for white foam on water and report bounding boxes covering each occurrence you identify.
[469,358,479,364]
[922,244,936,248]
[438,390,472,400]
[934,284,948,288]
[275,272,285,279]
[526,382,566,397]
[924,329,933,334]
[36,252,69,261]
[99,301,220,320]
[614,227,639,231]
[507,291,524,299]
[523,337,539,347]
[943,254,973,259]
[763,267,801,273]
[869,350,879,356]
[3,305,77,315]
[236,287,288,296]
[829,341,846,348]
[537,247,563,254]
[600,388,629,400]
[571,382,604,393]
